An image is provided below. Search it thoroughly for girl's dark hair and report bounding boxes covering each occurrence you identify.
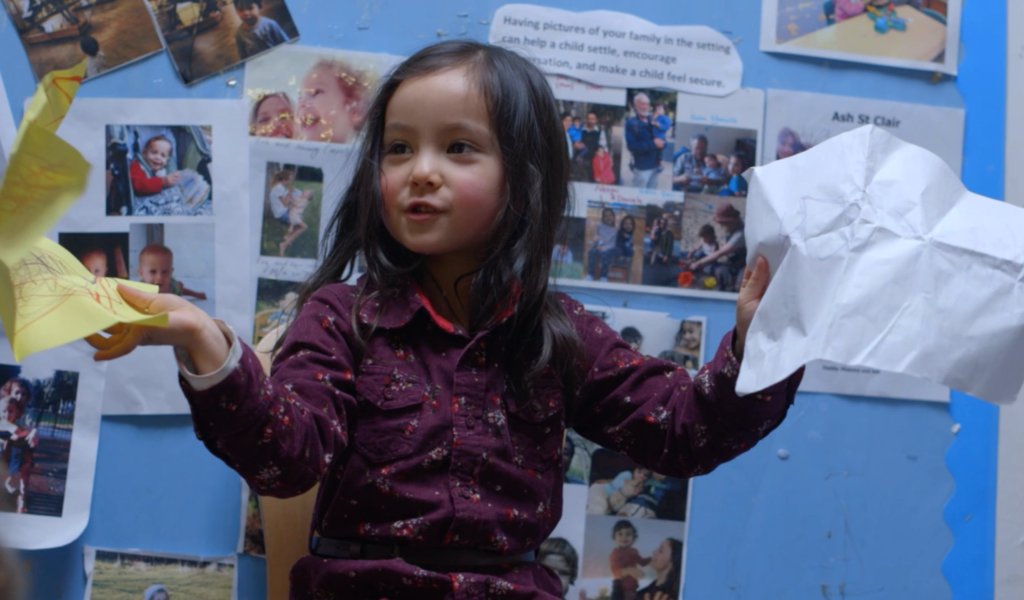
[698,223,716,240]
[619,326,642,347]
[80,36,99,56]
[619,215,635,232]
[296,40,583,403]
[538,537,579,584]
[612,519,637,538]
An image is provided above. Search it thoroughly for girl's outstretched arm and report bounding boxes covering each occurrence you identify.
[88,285,359,498]
[568,255,801,479]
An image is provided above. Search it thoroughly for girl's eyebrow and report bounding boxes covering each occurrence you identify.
[384,120,491,138]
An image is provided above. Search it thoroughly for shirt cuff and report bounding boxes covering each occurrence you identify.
[175,319,242,391]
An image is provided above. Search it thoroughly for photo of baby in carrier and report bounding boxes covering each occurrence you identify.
[105,125,213,216]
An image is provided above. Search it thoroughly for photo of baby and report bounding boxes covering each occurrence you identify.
[586,448,688,522]
[128,223,215,313]
[2,0,164,81]
[86,548,235,600]
[105,125,213,216]
[261,163,323,259]
[245,45,402,143]
[57,232,130,280]
[0,365,78,517]
[582,202,645,285]
[620,89,677,191]
[579,514,687,600]
[147,0,300,85]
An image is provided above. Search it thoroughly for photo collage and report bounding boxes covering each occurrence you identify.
[552,82,762,296]
[545,306,704,599]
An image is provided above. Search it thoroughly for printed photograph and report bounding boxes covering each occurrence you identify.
[656,319,706,373]
[763,0,958,73]
[557,99,626,186]
[105,124,213,216]
[0,365,78,516]
[678,194,747,293]
[58,232,130,280]
[639,201,683,288]
[2,0,164,81]
[586,447,688,522]
[88,549,235,600]
[260,162,323,259]
[148,0,300,85]
[671,123,757,195]
[538,536,582,600]
[582,202,645,285]
[563,428,599,486]
[239,482,265,556]
[128,223,215,313]
[551,217,586,280]
[253,277,300,347]
[619,89,677,191]
[245,46,400,143]
[579,515,686,600]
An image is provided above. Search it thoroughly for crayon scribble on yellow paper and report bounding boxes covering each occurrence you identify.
[0,238,168,361]
[0,60,89,265]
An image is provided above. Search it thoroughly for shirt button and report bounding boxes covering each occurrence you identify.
[383,388,394,399]
[466,416,476,429]
[460,488,471,499]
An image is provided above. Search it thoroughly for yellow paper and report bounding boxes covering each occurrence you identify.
[0,60,90,264]
[0,238,168,361]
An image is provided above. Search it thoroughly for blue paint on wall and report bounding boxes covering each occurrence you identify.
[0,0,998,598]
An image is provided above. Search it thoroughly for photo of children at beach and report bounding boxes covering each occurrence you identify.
[0,365,78,517]
[245,46,399,143]
[58,233,130,280]
[87,549,235,600]
[128,223,215,313]
[2,0,164,81]
[105,125,213,217]
[260,162,323,259]
[147,0,300,84]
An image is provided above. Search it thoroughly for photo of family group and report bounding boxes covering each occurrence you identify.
[105,124,213,216]
[2,0,164,81]
[148,0,300,84]
[670,123,757,196]
[86,548,235,600]
[128,223,215,312]
[0,365,78,517]
[761,0,960,73]
[260,162,323,259]
[58,232,130,280]
[559,99,626,186]
[245,45,401,143]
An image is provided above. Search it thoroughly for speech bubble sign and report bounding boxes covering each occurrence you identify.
[489,4,742,96]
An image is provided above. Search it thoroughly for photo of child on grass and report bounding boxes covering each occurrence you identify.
[261,162,323,259]
[0,366,78,517]
[87,549,235,600]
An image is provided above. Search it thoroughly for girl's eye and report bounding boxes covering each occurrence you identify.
[448,141,474,154]
[385,142,411,154]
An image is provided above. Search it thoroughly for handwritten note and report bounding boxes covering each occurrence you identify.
[0,238,167,361]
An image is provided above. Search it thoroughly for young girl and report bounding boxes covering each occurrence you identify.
[608,519,649,600]
[88,41,801,600]
[592,145,616,184]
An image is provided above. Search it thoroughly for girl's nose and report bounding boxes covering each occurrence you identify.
[410,152,442,189]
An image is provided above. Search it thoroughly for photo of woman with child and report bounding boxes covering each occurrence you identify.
[578,513,687,600]
[246,48,396,144]
[586,448,688,522]
[105,125,213,217]
[260,163,323,259]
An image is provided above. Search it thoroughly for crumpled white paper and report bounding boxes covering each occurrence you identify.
[737,125,1024,405]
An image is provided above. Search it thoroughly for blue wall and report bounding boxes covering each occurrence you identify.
[0,0,1001,598]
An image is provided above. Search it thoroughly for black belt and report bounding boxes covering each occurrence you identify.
[310,536,536,568]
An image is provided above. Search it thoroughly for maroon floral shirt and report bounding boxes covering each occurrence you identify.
[181,280,801,600]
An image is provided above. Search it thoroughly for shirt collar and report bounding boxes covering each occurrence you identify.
[355,275,520,334]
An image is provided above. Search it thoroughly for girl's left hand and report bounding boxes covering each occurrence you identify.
[734,255,770,361]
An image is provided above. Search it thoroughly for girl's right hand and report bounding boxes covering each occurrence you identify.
[85,284,230,375]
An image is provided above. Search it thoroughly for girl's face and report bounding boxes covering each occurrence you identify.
[622,218,634,233]
[728,156,744,176]
[380,67,505,268]
[602,210,615,226]
[254,95,294,139]
[143,140,172,172]
[682,321,700,350]
[297,65,359,144]
[540,554,573,593]
[614,527,636,548]
[650,539,672,572]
